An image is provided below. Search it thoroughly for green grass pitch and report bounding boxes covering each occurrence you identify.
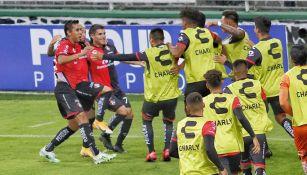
[0,93,303,175]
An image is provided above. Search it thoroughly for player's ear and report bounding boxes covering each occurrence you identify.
[185,105,190,115]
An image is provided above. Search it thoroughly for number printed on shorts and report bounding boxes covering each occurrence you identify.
[195,29,209,44]
[155,50,172,66]
[268,42,281,59]
[239,82,257,99]
[209,97,228,114]
[181,121,197,139]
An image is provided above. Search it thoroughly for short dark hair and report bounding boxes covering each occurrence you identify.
[180,7,200,25]
[186,92,203,107]
[204,70,222,88]
[233,59,248,69]
[197,12,206,27]
[222,10,239,24]
[254,16,271,33]
[64,20,79,36]
[150,28,164,41]
[291,44,307,66]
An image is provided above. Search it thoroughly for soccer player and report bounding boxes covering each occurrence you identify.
[168,8,221,100]
[207,10,252,69]
[170,92,228,175]
[87,24,134,153]
[225,59,273,175]
[39,20,115,164]
[203,69,260,175]
[246,16,294,138]
[280,44,307,174]
[92,27,181,162]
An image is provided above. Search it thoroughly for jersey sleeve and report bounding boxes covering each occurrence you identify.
[210,31,217,40]
[202,121,216,137]
[232,96,241,109]
[280,74,290,90]
[136,51,149,62]
[176,32,189,48]
[246,47,262,67]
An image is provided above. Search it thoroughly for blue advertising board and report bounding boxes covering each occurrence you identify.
[0,25,288,92]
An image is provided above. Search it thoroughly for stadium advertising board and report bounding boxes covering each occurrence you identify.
[0,25,288,92]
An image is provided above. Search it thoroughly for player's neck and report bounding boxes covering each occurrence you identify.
[236,75,247,80]
[189,111,203,117]
[258,33,270,40]
[210,88,223,94]
[68,37,77,45]
[93,42,104,48]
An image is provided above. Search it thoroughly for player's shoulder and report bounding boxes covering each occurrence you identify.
[105,43,117,53]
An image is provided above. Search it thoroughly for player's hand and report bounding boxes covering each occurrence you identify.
[139,61,146,67]
[246,39,254,47]
[80,46,94,56]
[206,21,218,27]
[219,169,228,175]
[170,65,180,75]
[91,50,103,61]
[50,35,61,45]
[214,54,227,64]
[252,136,260,154]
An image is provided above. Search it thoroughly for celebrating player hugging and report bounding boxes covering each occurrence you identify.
[38,7,307,175]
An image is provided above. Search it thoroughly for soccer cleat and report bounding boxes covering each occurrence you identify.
[114,144,127,153]
[39,146,60,163]
[93,120,113,134]
[93,152,117,164]
[80,147,94,158]
[99,134,114,150]
[162,148,171,161]
[146,151,157,162]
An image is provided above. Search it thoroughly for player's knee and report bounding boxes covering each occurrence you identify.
[142,112,153,121]
[255,167,266,175]
[163,117,175,124]
[117,106,129,116]
[275,113,286,124]
[75,112,89,124]
[126,108,134,119]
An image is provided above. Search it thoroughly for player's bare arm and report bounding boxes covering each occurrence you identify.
[47,35,61,57]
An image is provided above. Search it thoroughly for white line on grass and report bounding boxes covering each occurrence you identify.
[0,134,293,141]
[29,122,55,128]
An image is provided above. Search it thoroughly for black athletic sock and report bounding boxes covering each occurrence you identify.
[45,126,75,152]
[243,168,252,175]
[163,120,173,149]
[255,168,266,175]
[96,97,105,121]
[281,118,294,138]
[109,114,125,130]
[143,120,154,152]
[79,123,100,155]
[116,118,133,146]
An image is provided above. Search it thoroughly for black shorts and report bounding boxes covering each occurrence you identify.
[54,82,83,120]
[241,134,266,166]
[97,91,131,116]
[219,153,241,173]
[142,98,178,121]
[184,81,210,102]
[98,92,126,112]
[267,96,285,115]
[75,81,104,111]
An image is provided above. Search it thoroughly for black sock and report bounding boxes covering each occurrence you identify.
[96,97,105,121]
[109,114,125,130]
[163,120,173,149]
[143,120,154,152]
[116,118,133,146]
[79,123,100,156]
[45,126,75,152]
[281,118,294,138]
[255,168,266,175]
[243,168,252,175]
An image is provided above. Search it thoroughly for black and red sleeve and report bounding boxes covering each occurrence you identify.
[246,47,262,68]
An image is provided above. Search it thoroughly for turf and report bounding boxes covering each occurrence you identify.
[0,93,303,174]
